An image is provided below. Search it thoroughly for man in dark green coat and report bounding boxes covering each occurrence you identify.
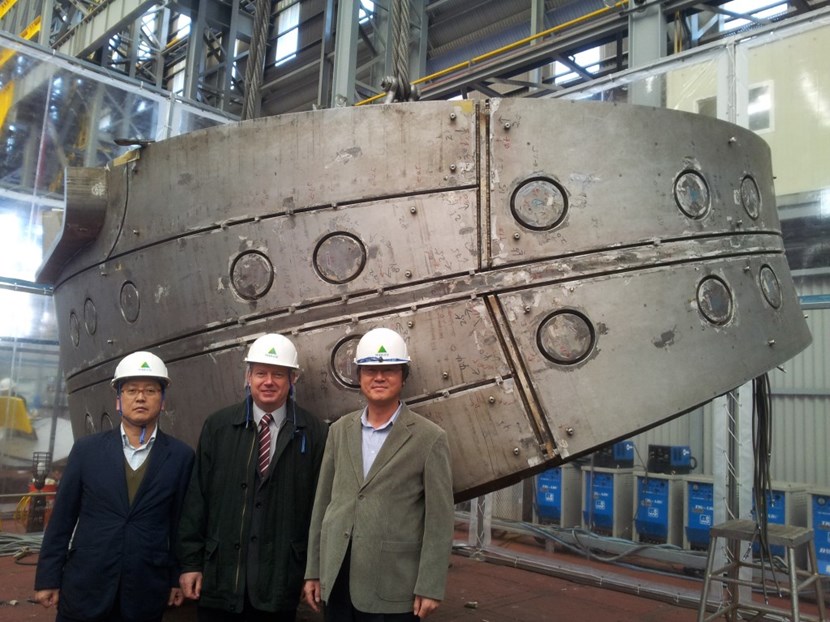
[177,334,327,622]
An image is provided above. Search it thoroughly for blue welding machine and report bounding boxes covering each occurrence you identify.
[647,444,696,474]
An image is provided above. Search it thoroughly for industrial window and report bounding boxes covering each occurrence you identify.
[552,46,601,86]
[275,1,300,66]
[696,96,717,119]
[168,14,192,95]
[694,83,772,133]
[779,191,830,272]
[359,1,375,24]
[719,0,787,32]
[137,12,157,63]
[748,82,773,132]
[0,209,43,282]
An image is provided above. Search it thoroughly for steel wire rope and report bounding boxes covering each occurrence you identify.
[241,0,273,120]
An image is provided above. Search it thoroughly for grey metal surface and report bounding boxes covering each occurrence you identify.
[39,99,811,500]
[38,167,109,284]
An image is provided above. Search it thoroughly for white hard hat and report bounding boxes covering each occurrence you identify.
[111,352,170,388]
[0,378,13,392]
[354,328,411,365]
[244,334,300,369]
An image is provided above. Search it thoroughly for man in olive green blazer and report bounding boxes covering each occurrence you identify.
[303,328,454,621]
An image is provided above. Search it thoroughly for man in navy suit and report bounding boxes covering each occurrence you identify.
[35,351,195,622]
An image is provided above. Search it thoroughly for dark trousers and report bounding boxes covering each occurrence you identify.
[55,592,162,622]
[198,596,296,622]
[325,547,418,622]
[57,615,160,622]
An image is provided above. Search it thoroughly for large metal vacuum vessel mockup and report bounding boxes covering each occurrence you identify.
[38,98,811,500]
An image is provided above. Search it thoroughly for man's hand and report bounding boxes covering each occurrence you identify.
[413,595,441,618]
[34,589,60,608]
[302,579,322,612]
[179,571,203,600]
[168,587,185,607]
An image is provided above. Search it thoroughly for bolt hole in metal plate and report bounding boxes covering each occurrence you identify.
[331,335,362,389]
[120,281,141,323]
[759,265,782,309]
[230,251,274,300]
[510,177,568,230]
[674,170,710,219]
[537,310,595,365]
[84,298,97,335]
[314,232,367,284]
[101,412,114,430]
[697,276,733,325]
[69,311,81,346]
[740,175,761,220]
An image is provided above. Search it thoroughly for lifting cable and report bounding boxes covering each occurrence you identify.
[382,0,418,102]
[360,0,630,106]
[241,0,273,120]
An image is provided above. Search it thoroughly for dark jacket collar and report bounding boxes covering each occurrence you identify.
[231,396,312,429]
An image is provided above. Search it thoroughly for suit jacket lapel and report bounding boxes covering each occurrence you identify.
[346,413,364,484]
[266,417,294,481]
[361,406,413,489]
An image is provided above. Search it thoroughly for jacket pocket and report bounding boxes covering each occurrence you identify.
[204,538,219,560]
[202,538,220,591]
[287,540,308,597]
[290,540,307,562]
[60,547,118,620]
[376,540,420,602]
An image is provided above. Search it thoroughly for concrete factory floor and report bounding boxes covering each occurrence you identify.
[1,530,826,621]
[0,553,699,622]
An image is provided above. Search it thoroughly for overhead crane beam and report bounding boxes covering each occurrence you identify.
[0,0,44,42]
[417,12,629,101]
[54,0,156,58]
[353,0,757,104]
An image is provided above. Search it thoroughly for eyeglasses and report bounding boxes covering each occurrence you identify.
[360,366,402,377]
[122,386,161,398]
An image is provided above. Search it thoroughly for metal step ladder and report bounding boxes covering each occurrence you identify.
[698,519,827,621]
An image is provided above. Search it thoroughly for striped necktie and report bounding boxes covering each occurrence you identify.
[258,413,273,478]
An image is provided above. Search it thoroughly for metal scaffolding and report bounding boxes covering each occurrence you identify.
[3,0,823,120]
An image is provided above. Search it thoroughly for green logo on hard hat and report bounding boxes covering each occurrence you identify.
[267,347,278,357]
[377,345,388,354]
[140,362,151,369]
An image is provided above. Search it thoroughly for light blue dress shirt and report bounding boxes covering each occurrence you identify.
[121,423,157,470]
[360,402,402,479]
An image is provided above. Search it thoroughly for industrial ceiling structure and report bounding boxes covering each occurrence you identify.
[2,0,826,120]
[1,0,825,220]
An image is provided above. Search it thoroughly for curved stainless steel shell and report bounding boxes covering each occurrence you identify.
[41,98,811,500]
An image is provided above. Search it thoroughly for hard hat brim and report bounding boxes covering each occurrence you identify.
[244,357,300,369]
[354,357,410,365]
[111,375,170,389]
